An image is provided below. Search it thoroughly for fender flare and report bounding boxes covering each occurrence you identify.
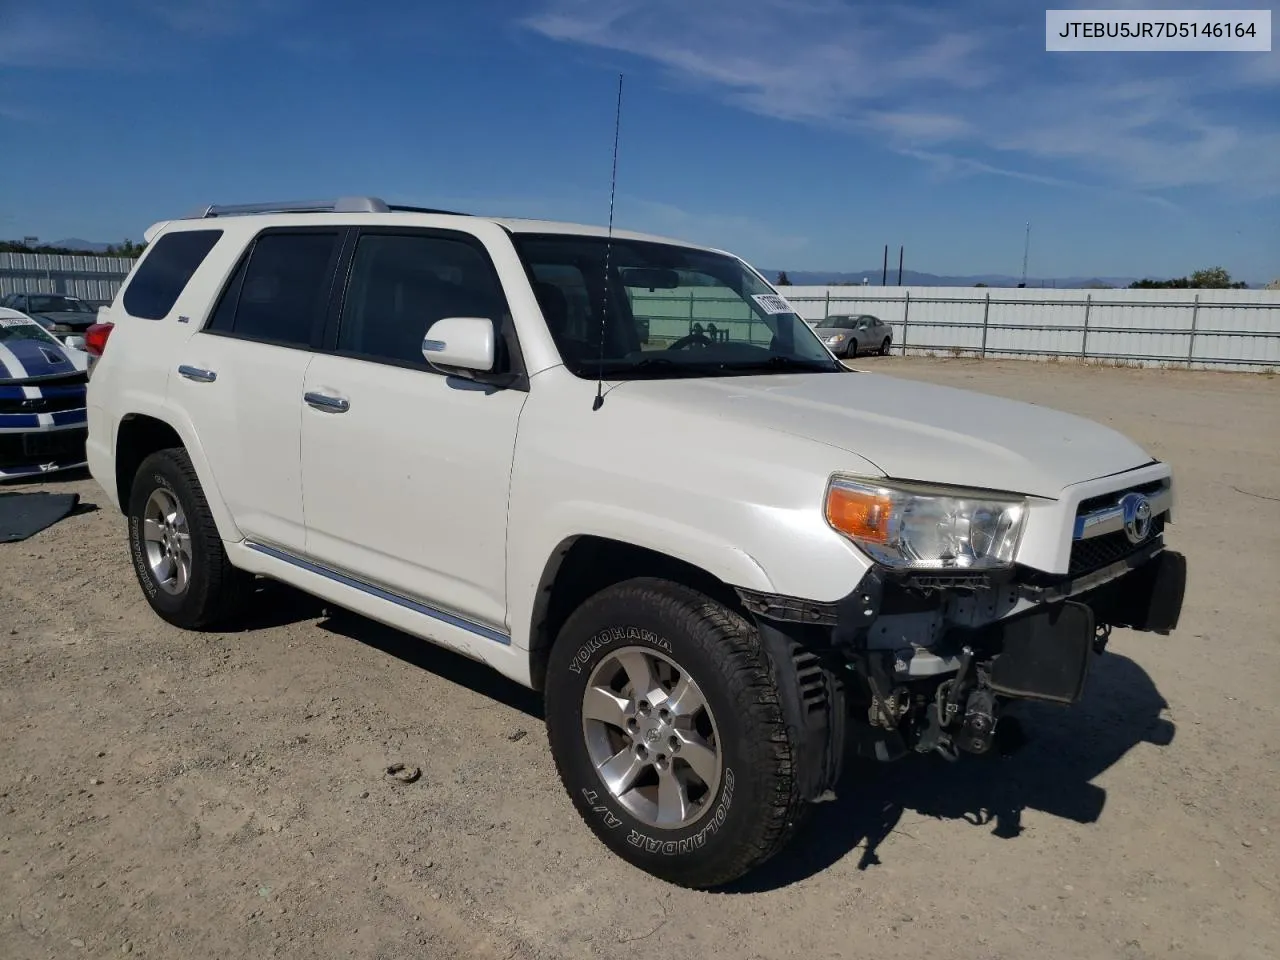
[511,502,777,652]
[114,391,243,543]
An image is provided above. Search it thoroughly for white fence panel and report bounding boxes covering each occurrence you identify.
[0,252,136,306]
[783,285,1280,370]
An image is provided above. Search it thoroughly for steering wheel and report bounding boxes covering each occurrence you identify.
[669,331,713,350]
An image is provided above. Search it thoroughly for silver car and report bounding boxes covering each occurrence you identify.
[814,314,893,358]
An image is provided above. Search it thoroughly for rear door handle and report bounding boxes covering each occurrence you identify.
[178,365,217,383]
[304,391,350,413]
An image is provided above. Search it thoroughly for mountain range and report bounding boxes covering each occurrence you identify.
[52,238,114,253]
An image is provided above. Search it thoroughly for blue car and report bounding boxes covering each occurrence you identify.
[0,307,90,481]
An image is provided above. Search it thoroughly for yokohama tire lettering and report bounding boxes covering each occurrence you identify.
[129,515,158,598]
[131,473,176,600]
[568,626,671,674]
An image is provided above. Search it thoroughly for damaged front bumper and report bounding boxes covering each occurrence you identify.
[738,539,1187,786]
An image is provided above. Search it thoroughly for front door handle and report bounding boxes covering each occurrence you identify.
[304,391,350,413]
[178,364,217,383]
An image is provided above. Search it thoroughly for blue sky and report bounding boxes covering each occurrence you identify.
[1,0,1277,281]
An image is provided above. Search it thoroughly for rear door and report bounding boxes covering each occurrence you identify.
[171,228,346,552]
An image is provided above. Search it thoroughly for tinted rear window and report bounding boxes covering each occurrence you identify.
[122,230,223,320]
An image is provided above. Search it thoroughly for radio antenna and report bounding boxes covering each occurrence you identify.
[592,72,624,412]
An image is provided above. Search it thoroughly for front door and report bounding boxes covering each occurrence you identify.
[299,229,527,637]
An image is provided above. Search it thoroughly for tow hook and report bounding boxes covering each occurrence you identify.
[913,646,1001,758]
[956,685,996,754]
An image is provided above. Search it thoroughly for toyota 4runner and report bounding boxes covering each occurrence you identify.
[84,196,1186,888]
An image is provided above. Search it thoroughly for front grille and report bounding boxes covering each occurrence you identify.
[1076,479,1164,516]
[0,427,87,467]
[1069,514,1165,576]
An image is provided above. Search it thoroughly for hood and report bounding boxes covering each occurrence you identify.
[0,333,87,381]
[612,370,1153,499]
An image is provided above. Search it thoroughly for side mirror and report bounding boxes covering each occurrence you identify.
[422,317,496,376]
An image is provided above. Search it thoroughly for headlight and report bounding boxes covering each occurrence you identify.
[826,334,845,343]
[825,476,1027,570]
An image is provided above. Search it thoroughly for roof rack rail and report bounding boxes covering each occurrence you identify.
[387,204,470,216]
[184,196,391,219]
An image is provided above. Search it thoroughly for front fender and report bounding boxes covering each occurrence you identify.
[506,501,776,651]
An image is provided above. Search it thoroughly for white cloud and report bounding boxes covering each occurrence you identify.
[523,0,1280,198]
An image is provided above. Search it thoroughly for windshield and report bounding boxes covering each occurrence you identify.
[513,234,842,379]
[26,295,91,314]
[822,316,858,329]
[0,316,59,345]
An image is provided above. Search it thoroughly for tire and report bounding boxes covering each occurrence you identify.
[544,578,806,888]
[879,337,891,356]
[126,447,250,630]
[845,341,857,359]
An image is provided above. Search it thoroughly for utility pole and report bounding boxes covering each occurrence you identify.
[897,245,904,285]
[881,244,888,285]
[1020,222,1031,288]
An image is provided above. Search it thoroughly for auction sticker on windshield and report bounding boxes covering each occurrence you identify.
[752,294,795,315]
[0,317,40,328]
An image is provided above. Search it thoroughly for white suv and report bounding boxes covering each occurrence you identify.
[85,196,1186,888]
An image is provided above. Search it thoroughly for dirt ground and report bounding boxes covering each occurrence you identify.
[2,357,1278,960]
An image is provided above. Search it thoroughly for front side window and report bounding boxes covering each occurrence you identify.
[122,229,223,320]
[335,233,510,369]
[206,231,341,348]
[513,234,840,379]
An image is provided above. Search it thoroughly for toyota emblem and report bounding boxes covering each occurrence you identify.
[1120,492,1153,544]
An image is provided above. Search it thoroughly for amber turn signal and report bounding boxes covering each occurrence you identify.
[825,482,894,544]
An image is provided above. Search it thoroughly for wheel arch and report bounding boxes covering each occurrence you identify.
[525,535,755,693]
[113,411,241,541]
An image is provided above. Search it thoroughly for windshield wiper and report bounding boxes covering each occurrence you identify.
[719,356,841,373]
[594,357,727,379]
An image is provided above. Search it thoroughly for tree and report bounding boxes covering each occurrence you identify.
[1266,279,1280,290]
[775,271,791,286]
[105,239,147,258]
[1130,266,1247,289]
[1189,266,1232,288]
[973,282,988,287]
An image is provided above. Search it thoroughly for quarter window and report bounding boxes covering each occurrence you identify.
[122,229,222,320]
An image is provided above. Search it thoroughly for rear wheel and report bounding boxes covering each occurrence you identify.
[126,448,250,629]
[544,578,806,888]
[879,337,891,355]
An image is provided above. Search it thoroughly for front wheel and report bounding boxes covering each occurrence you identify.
[126,448,250,630]
[544,579,806,888]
